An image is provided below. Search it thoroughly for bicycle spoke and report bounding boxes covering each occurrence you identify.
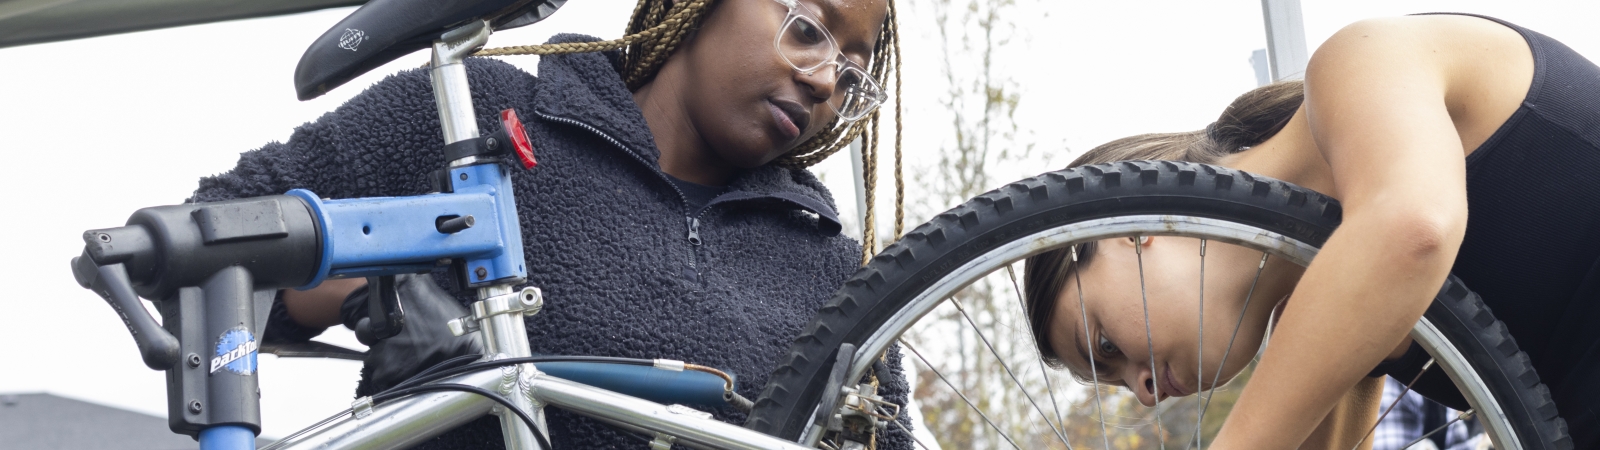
[1196,252,1269,438]
[1397,409,1472,450]
[890,412,934,450]
[899,338,1024,449]
[1073,245,1113,450]
[950,295,1074,449]
[1353,359,1437,450]
[1006,264,1068,435]
[1132,236,1167,449]
[1190,239,1207,450]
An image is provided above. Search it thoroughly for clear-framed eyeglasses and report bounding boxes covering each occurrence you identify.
[771,0,887,123]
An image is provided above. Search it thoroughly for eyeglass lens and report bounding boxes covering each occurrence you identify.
[776,14,884,120]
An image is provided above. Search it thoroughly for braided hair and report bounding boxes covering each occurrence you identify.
[475,0,905,263]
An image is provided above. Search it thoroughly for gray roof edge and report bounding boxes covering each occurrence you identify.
[0,0,365,49]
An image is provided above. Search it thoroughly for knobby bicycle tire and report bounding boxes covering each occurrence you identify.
[745,161,1570,449]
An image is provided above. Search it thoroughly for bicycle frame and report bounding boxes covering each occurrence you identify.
[71,18,813,450]
[263,287,810,450]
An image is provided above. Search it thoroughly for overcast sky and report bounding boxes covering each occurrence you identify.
[2,0,1597,440]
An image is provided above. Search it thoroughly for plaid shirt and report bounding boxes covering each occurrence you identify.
[1373,376,1487,450]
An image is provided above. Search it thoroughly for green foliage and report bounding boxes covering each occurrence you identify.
[915,0,1033,210]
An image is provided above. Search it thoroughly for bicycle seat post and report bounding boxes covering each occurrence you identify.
[431,19,491,153]
[427,20,548,449]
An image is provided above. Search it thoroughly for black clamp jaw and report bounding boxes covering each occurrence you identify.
[354,275,406,346]
[70,196,323,438]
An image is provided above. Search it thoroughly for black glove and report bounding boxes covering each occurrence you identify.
[342,273,483,395]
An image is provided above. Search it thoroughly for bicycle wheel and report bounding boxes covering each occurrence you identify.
[746,161,1571,449]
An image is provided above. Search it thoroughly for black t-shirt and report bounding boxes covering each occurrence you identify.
[1375,14,1600,446]
[665,173,727,212]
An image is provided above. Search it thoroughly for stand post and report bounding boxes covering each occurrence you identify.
[1260,0,1309,81]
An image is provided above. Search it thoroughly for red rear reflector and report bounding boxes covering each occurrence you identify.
[501,109,536,169]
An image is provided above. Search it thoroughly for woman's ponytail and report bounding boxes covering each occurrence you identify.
[1066,80,1305,168]
[1205,80,1304,155]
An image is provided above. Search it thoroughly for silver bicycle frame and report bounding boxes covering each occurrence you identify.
[263,287,809,450]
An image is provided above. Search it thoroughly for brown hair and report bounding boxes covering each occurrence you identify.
[475,0,904,263]
[1022,80,1304,368]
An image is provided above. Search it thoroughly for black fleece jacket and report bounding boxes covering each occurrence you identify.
[189,35,911,449]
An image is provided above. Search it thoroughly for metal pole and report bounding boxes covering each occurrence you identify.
[848,139,868,240]
[431,20,492,147]
[1250,49,1271,87]
[1260,0,1309,81]
[261,370,502,450]
[527,376,814,450]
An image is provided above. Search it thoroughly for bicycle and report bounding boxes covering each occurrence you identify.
[68,0,1572,448]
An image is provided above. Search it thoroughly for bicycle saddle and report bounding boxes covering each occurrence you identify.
[294,0,567,100]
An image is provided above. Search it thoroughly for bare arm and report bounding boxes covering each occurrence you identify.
[1300,377,1383,450]
[1212,16,1531,448]
[281,278,368,329]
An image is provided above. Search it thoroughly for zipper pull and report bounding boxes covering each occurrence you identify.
[686,217,702,246]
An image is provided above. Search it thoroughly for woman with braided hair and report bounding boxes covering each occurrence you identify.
[188,0,912,448]
[1023,13,1598,449]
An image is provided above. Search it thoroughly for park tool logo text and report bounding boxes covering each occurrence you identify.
[211,327,258,375]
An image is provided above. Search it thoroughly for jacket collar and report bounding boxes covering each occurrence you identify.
[528,34,662,166]
[528,34,843,235]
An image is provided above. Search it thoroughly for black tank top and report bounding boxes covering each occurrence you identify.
[1381,14,1600,446]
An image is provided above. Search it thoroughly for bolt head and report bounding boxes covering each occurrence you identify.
[186,353,202,368]
[474,267,488,280]
[486,137,498,150]
[97,233,111,242]
[459,173,469,181]
[187,400,203,414]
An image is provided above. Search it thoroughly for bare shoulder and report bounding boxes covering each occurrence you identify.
[1318,15,1526,55]
[1313,15,1530,78]
[1309,15,1533,153]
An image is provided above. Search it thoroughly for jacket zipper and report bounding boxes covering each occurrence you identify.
[684,197,731,246]
[532,110,705,277]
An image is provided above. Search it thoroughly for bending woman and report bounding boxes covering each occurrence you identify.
[189,0,912,448]
[1024,13,1597,448]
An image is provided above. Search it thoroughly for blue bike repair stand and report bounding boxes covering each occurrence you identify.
[70,18,536,449]
[199,425,257,450]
